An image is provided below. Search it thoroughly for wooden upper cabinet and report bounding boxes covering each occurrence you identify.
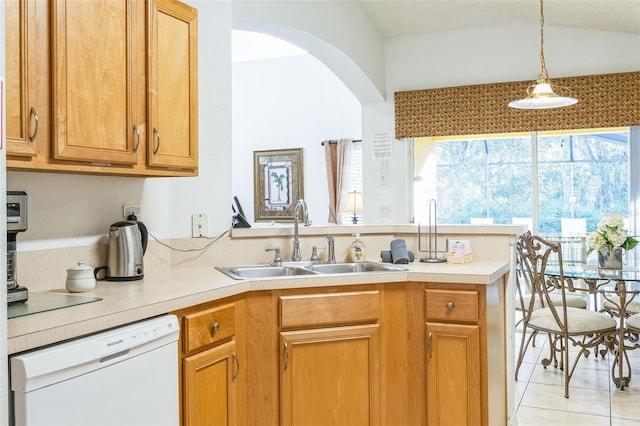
[147,0,198,170]
[51,0,145,165]
[5,0,49,158]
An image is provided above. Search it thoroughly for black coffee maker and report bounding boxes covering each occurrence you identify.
[7,191,29,304]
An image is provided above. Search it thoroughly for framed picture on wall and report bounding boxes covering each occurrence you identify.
[253,148,304,222]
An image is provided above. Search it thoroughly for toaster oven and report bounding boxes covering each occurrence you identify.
[7,191,28,304]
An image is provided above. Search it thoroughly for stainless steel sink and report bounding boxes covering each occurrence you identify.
[307,261,407,274]
[216,261,407,280]
[215,265,319,280]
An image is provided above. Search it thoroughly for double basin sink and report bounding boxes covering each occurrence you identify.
[216,261,407,280]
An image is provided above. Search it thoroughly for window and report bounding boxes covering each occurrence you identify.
[413,127,637,244]
[340,141,364,224]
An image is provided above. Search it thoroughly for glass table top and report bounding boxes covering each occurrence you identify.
[545,263,640,292]
[8,292,102,319]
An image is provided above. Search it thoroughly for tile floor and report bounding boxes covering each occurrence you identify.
[515,331,640,425]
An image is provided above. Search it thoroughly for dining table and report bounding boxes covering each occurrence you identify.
[545,263,640,390]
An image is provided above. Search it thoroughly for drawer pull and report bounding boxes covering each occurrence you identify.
[29,107,39,142]
[232,352,240,382]
[284,342,289,370]
[132,124,141,153]
[211,322,220,332]
[447,302,454,310]
[153,128,161,155]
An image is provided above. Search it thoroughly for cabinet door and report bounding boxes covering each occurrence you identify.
[147,0,198,170]
[280,325,380,426]
[183,340,239,426]
[426,322,481,426]
[51,0,143,165]
[5,0,48,158]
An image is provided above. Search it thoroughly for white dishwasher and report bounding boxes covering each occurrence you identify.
[10,314,180,426]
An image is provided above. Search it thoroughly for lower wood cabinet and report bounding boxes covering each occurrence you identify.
[183,340,238,426]
[424,285,488,426]
[426,322,481,425]
[176,280,507,426]
[173,298,243,426]
[278,290,381,426]
[280,325,380,426]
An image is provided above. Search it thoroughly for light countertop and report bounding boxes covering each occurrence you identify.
[8,260,510,354]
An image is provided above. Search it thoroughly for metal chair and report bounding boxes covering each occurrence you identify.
[514,231,617,398]
[515,236,588,377]
[627,312,640,334]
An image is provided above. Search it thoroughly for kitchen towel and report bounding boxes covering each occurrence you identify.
[380,250,415,263]
[390,239,411,264]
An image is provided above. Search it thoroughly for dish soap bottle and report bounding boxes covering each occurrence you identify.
[350,233,366,263]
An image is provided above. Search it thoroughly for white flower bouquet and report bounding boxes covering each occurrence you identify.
[586,214,638,254]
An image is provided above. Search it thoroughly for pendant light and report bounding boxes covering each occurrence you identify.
[509,0,578,109]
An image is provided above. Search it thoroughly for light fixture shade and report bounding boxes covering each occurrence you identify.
[509,77,578,109]
[509,0,578,110]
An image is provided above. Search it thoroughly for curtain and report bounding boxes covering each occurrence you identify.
[324,138,353,224]
[395,71,640,138]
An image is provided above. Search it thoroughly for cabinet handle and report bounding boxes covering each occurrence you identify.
[211,322,220,332]
[232,352,240,382]
[284,342,289,370]
[29,107,39,143]
[153,128,160,154]
[428,332,432,358]
[132,125,141,153]
[447,301,454,310]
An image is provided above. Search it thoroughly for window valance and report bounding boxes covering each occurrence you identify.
[394,71,640,138]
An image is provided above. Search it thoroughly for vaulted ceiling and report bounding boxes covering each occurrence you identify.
[359,0,640,37]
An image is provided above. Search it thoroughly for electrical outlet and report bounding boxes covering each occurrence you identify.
[448,239,471,251]
[192,214,208,238]
[123,204,141,220]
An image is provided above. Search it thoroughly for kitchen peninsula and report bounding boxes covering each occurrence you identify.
[9,225,518,425]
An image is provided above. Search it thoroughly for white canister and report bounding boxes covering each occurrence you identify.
[66,262,96,293]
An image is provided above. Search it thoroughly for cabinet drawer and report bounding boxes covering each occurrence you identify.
[280,291,379,329]
[183,303,236,352]
[425,289,478,323]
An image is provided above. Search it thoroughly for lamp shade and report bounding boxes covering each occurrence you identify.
[345,191,363,224]
[345,191,363,213]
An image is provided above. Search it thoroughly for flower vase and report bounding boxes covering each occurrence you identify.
[598,247,623,269]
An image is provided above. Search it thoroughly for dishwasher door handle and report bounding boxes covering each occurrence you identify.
[100,349,130,364]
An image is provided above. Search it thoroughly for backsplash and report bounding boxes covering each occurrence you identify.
[16,225,520,292]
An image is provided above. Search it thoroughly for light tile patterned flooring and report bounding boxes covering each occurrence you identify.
[515,331,640,425]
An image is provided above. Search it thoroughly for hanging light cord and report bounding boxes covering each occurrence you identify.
[538,0,548,79]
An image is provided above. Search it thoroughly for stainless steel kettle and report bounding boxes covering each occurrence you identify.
[95,216,148,281]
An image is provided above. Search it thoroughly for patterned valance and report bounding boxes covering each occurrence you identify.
[394,71,640,138]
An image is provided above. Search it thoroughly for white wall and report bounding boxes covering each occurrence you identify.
[232,1,386,105]
[385,24,640,91]
[232,54,361,224]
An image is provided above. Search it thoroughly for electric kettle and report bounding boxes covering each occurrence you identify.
[95,215,148,281]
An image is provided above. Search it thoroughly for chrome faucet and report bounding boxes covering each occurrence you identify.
[326,235,336,264]
[292,199,311,261]
[266,247,282,266]
[310,246,319,263]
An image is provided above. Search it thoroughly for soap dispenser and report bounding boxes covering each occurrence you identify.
[350,233,366,263]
